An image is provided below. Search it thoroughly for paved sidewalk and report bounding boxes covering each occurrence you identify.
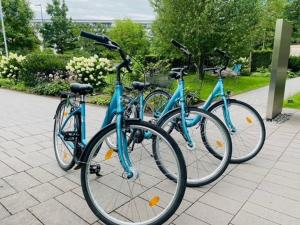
[0,81,300,225]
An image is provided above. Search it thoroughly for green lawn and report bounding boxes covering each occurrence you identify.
[284,92,300,109]
[172,73,270,100]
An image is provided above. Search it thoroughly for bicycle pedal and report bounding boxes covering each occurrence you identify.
[63,131,80,142]
[90,164,101,176]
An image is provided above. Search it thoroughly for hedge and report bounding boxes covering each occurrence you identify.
[288,56,300,72]
[249,49,272,72]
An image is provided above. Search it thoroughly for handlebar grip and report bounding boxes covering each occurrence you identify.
[80,31,109,44]
[171,39,185,49]
[214,48,230,59]
[171,39,191,56]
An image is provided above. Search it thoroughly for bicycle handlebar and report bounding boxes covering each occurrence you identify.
[80,31,132,73]
[171,39,191,56]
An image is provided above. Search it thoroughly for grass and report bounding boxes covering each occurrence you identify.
[284,92,300,109]
[172,73,270,101]
[0,73,271,105]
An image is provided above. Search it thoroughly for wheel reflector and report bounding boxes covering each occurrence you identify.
[63,112,68,117]
[216,140,224,148]
[246,116,253,124]
[63,151,69,161]
[149,196,160,207]
[105,149,114,160]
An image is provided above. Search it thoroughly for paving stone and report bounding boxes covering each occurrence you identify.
[0,203,10,220]
[229,167,265,183]
[17,152,52,167]
[243,202,300,225]
[173,213,208,225]
[30,199,89,225]
[232,210,278,225]
[0,141,22,149]
[273,161,300,175]
[26,167,56,183]
[27,183,63,202]
[0,151,9,160]
[264,173,300,190]
[222,175,258,190]
[186,202,233,225]
[4,148,25,158]
[50,176,78,192]
[0,191,38,214]
[1,156,31,172]
[64,170,81,185]
[56,191,98,224]
[0,179,16,198]
[41,163,68,177]
[249,189,300,219]
[199,192,243,215]
[0,161,16,178]
[211,181,254,203]
[4,172,40,191]
[258,180,300,201]
[0,210,42,225]
[17,144,43,153]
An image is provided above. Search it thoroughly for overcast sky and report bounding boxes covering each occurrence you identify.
[29,0,155,21]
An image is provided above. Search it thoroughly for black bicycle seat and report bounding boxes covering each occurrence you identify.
[70,83,93,95]
[132,81,151,91]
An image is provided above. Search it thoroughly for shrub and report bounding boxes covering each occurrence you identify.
[288,56,300,72]
[0,53,26,80]
[66,55,113,89]
[108,19,149,56]
[21,53,70,86]
[32,80,69,96]
[250,50,272,72]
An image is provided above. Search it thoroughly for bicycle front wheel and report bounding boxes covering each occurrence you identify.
[206,99,266,163]
[156,107,232,187]
[81,120,186,225]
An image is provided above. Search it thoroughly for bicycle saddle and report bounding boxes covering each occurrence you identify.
[70,83,93,95]
[132,81,151,91]
[169,68,187,79]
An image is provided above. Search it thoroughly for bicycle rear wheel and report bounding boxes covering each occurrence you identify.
[156,107,232,187]
[81,120,186,225]
[53,99,77,171]
[144,90,170,122]
[206,99,266,163]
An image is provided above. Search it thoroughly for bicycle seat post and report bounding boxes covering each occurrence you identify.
[80,94,86,103]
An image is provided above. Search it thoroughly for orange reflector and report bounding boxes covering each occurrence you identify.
[246,116,253,124]
[63,151,69,161]
[216,140,224,148]
[105,149,114,160]
[149,196,160,207]
[63,112,68,117]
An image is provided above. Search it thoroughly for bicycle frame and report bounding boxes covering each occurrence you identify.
[201,77,236,132]
[58,97,87,151]
[142,79,194,147]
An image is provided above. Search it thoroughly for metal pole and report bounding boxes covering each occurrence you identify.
[266,19,292,120]
[0,0,8,57]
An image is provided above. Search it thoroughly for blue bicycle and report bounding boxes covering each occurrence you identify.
[145,42,266,164]
[53,31,187,225]
[114,40,233,187]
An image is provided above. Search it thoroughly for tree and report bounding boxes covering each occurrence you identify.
[284,0,300,43]
[108,19,149,56]
[257,0,287,48]
[41,0,76,53]
[151,0,261,63]
[1,0,40,53]
[70,23,107,56]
